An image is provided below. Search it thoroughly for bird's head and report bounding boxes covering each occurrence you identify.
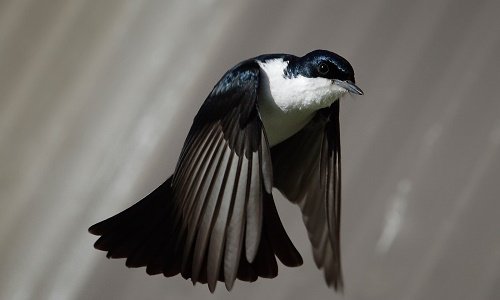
[285,49,363,98]
[257,49,363,113]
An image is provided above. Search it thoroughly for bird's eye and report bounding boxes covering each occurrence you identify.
[318,63,329,75]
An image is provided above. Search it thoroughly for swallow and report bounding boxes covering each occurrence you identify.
[89,49,363,292]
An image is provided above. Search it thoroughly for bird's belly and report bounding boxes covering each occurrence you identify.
[258,99,315,147]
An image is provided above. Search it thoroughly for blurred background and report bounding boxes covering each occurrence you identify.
[1,0,500,299]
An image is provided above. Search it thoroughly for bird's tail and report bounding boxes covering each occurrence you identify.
[89,176,303,290]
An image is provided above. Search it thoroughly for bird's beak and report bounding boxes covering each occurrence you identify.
[334,79,364,95]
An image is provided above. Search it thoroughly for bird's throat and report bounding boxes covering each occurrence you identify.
[258,101,316,147]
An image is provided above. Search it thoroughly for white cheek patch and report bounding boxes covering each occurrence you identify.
[257,58,348,146]
[258,59,347,112]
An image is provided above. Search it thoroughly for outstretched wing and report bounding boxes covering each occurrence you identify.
[90,59,302,292]
[271,101,343,290]
[173,59,277,291]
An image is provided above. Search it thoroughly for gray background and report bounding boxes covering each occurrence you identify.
[1,0,500,299]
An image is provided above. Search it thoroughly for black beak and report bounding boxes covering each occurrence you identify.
[334,79,364,95]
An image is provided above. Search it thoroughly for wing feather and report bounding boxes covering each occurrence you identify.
[223,151,248,290]
[89,59,302,291]
[272,101,344,290]
[245,150,262,263]
[191,131,229,282]
[206,147,237,291]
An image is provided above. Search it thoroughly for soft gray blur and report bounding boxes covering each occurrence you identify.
[1,0,500,299]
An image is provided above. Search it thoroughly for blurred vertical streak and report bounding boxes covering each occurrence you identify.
[404,19,500,299]
[0,0,32,56]
[377,0,495,258]
[1,0,500,299]
[340,0,453,216]
[406,121,500,300]
[474,126,500,300]
[0,0,86,244]
[0,1,245,299]
[343,0,455,263]
[0,0,76,137]
[0,1,146,299]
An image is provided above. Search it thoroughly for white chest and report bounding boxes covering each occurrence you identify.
[257,59,345,146]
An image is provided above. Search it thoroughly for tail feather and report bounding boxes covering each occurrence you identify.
[89,176,303,291]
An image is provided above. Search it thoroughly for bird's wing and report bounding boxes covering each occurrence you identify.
[170,59,302,291]
[271,101,343,290]
[89,59,302,292]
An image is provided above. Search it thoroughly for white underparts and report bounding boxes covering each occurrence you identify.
[257,58,347,146]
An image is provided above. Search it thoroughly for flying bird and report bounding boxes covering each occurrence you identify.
[89,49,363,292]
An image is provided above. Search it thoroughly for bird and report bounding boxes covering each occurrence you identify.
[89,49,363,292]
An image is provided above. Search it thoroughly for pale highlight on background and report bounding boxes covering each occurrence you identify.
[1,0,500,299]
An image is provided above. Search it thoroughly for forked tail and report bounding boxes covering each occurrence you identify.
[89,176,302,291]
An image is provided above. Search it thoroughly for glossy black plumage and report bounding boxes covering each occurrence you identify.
[271,102,343,290]
[89,50,360,292]
[89,59,303,292]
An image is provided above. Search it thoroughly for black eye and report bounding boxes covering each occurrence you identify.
[318,62,329,75]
